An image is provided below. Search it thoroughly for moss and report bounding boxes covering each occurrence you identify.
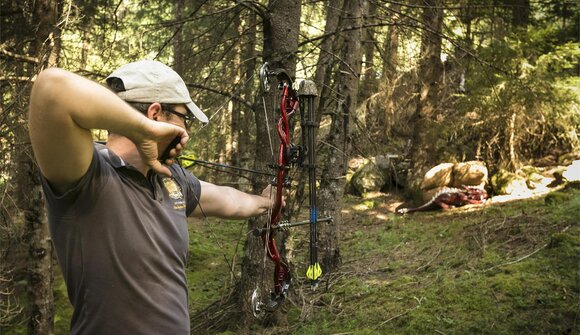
[20,190,578,335]
[544,191,573,205]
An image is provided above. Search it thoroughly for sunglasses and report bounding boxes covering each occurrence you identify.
[164,109,194,129]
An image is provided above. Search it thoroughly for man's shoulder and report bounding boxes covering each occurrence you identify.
[93,142,125,169]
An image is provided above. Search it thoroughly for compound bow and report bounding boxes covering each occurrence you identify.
[251,63,332,318]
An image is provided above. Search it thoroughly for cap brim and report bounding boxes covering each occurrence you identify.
[186,101,209,124]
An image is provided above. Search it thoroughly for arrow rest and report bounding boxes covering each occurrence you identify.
[287,144,303,165]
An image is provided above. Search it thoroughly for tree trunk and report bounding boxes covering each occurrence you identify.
[408,0,444,191]
[454,0,475,94]
[381,2,401,139]
[510,0,530,28]
[79,0,97,70]
[508,109,519,171]
[318,0,363,273]
[382,2,400,84]
[262,0,301,70]
[313,0,342,121]
[13,0,62,333]
[237,9,257,186]
[172,0,187,75]
[359,0,377,101]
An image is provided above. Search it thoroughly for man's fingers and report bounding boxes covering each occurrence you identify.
[150,160,172,177]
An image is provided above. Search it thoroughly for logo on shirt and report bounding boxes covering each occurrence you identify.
[162,177,184,200]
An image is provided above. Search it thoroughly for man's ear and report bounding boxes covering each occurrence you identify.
[147,102,162,120]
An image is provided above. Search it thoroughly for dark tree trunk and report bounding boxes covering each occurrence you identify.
[380,2,401,139]
[510,0,530,28]
[318,0,363,273]
[79,0,97,70]
[13,0,62,333]
[408,0,444,190]
[262,0,301,70]
[313,0,342,121]
[229,7,243,173]
[359,0,377,101]
[382,2,400,84]
[452,0,475,94]
[172,0,187,75]
[237,9,257,181]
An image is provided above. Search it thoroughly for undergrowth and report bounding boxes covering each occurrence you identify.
[280,188,580,335]
[5,189,578,334]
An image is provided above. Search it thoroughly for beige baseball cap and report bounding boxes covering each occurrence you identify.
[106,60,209,124]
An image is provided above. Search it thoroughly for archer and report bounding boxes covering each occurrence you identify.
[28,60,279,334]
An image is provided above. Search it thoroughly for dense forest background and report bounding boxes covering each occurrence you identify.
[1,0,579,334]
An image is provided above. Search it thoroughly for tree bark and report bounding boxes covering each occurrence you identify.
[381,2,401,139]
[359,0,377,101]
[453,0,475,94]
[382,2,400,84]
[318,0,363,273]
[12,0,62,333]
[172,0,187,75]
[408,0,444,190]
[313,1,342,121]
[79,0,97,70]
[228,9,243,174]
[510,0,530,28]
[237,9,258,183]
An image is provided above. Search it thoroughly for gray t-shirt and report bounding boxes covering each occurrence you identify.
[41,143,200,334]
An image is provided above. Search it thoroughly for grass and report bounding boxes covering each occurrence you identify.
[3,187,579,334]
[186,218,246,312]
[274,187,579,335]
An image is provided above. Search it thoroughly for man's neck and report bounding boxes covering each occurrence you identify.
[106,135,149,175]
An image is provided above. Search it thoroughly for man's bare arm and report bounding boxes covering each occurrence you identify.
[29,68,188,193]
[191,181,278,219]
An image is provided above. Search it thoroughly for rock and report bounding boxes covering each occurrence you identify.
[349,157,389,195]
[348,157,367,171]
[491,169,530,195]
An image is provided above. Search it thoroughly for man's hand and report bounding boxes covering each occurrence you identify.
[132,118,189,177]
[260,184,286,210]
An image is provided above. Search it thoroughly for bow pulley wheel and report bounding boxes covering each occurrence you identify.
[251,288,266,319]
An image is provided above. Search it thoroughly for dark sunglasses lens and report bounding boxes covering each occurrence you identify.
[167,109,193,128]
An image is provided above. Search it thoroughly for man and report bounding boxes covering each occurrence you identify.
[29,60,275,334]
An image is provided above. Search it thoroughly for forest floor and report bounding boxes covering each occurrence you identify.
[254,187,579,335]
[4,184,579,335]
[183,183,580,335]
